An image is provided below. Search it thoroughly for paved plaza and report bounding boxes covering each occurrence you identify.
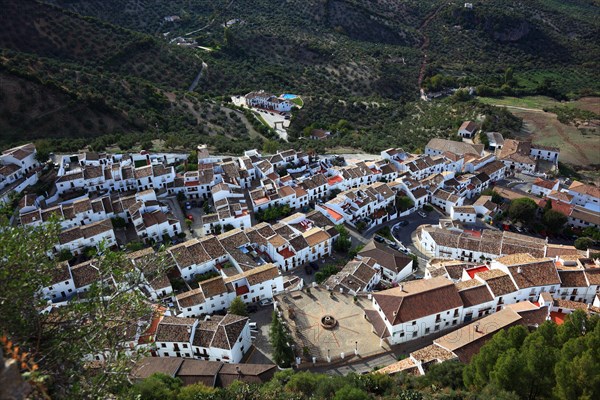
[275,287,392,363]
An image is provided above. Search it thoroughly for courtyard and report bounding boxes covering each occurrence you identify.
[274,287,392,363]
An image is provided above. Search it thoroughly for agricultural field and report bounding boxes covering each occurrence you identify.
[511,108,599,167]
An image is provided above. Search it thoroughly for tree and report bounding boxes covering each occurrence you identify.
[333,225,351,252]
[269,311,295,368]
[111,216,127,229]
[333,385,369,400]
[482,189,503,204]
[396,196,414,212]
[263,139,279,155]
[130,373,182,400]
[574,237,595,250]
[34,139,51,163]
[177,383,217,400]
[0,218,173,397]
[228,296,248,317]
[543,209,567,233]
[508,198,537,224]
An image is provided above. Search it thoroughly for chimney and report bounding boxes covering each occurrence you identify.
[236,366,242,375]
[399,284,404,292]
[517,267,523,274]
[474,323,481,333]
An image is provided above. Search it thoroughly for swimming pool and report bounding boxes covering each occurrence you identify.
[281,93,298,99]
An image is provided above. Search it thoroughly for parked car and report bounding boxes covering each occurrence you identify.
[374,236,385,243]
[259,298,273,306]
[186,214,194,221]
[185,202,192,210]
[309,262,320,272]
[248,322,257,329]
[418,211,427,218]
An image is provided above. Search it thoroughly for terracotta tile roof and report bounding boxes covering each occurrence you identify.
[373,357,419,375]
[373,277,463,325]
[218,229,249,249]
[476,269,518,296]
[568,181,600,199]
[359,240,412,274]
[302,227,331,247]
[176,288,206,307]
[434,308,522,363]
[558,270,589,287]
[426,138,483,156]
[244,264,280,286]
[199,276,228,298]
[507,260,561,289]
[585,270,600,285]
[192,314,248,351]
[457,283,494,307]
[200,237,228,259]
[131,357,183,380]
[496,253,537,266]
[49,261,72,285]
[533,178,558,190]
[411,344,456,363]
[155,316,196,343]
[70,260,99,288]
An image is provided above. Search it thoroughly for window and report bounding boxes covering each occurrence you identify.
[400,332,405,337]
[434,324,440,331]
[412,321,416,325]
[425,327,430,334]
[161,343,166,348]
[183,344,187,348]
[68,289,72,293]
[412,332,418,338]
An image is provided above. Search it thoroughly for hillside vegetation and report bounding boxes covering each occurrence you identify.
[2,0,598,156]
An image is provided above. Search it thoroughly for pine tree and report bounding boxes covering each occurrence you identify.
[269,311,294,368]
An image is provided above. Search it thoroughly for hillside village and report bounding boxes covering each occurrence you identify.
[2,119,600,387]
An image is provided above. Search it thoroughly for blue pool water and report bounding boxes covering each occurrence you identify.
[281,94,298,99]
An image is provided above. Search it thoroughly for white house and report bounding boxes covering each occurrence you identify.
[358,240,413,283]
[458,121,478,138]
[531,178,560,197]
[191,314,251,363]
[245,91,293,112]
[431,188,464,215]
[450,205,477,223]
[369,277,464,344]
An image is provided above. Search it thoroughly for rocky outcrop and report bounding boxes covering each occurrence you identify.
[0,348,32,400]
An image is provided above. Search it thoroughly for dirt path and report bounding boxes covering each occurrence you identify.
[417,4,446,89]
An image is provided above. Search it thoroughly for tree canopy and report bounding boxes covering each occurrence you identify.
[508,198,538,224]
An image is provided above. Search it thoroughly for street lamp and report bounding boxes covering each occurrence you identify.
[327,349,331,363]
[355,341,358,356]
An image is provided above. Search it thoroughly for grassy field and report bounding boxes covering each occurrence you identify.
[478,96,565,110]
[478,96,600,112]
[511,109,599,166]
[479,96,599,166]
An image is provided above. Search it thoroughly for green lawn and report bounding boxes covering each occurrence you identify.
[477,96,563,110]
[291,97,304,107]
